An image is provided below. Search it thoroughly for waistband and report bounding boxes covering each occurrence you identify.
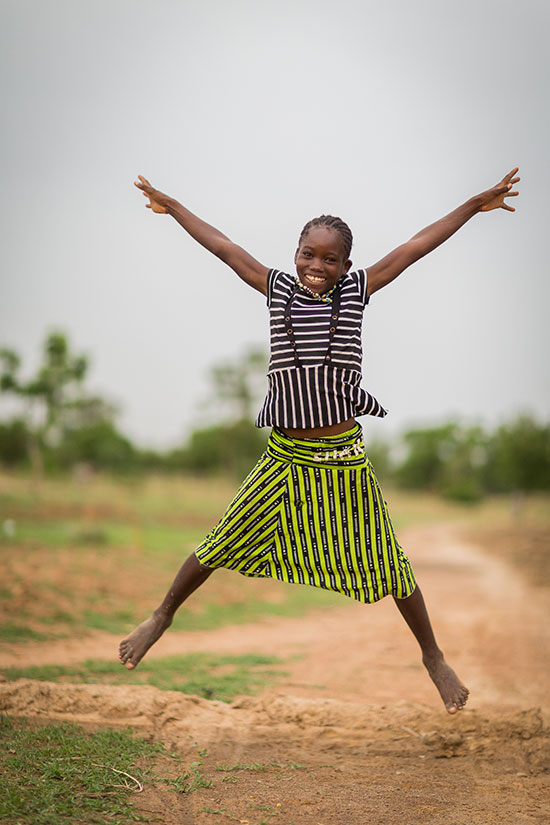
[267,424,366,468]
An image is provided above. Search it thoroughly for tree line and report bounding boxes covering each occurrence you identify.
[1,333,548,501]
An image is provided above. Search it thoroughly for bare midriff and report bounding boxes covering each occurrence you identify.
[280,418,357,439]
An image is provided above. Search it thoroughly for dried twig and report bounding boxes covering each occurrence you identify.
[400,725,422,738]
[91,763,143,792]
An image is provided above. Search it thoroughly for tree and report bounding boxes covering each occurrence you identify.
[176,347,269,476]
[0,418,29,466]
[395,422,486,502]
[482,416,550,493]
[0,332,117,474]
[206,347,268,422]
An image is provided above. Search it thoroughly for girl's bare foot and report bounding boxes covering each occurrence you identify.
[423,652,469,714]
[119,610,172,670]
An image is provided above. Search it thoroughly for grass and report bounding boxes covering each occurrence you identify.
[0,469,350,641]
[0,574,345,641]
[0,622,49,642]
[0,714,164,825]
[156,764,213,792]
[215,761,306,772]
[169,586,345,632]
[1,470,548,644]
[1,652,290,702]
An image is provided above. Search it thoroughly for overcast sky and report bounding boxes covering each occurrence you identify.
[1,0,548,448]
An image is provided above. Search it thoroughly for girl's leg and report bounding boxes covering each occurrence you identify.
[393,585,469,714]
[119,553,214,670]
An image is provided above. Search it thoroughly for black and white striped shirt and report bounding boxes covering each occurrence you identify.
[255,269,387,429]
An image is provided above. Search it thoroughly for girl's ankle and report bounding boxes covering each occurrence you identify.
[422,648,444,664]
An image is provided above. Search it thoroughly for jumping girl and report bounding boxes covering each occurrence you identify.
[119,168,520,714]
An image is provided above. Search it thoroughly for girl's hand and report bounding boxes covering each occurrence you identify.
[133,174,171,213]
[479,167,520,212]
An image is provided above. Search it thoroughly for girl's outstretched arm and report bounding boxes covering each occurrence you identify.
[366,168,520,298]
[134,175,269,295]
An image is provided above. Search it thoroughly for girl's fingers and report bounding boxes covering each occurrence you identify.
[502,204,515,212]
[500,168,518,186]
[507,190,519,196]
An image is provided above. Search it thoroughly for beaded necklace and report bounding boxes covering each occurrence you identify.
[284,282,342,368]
[294,277,338,304]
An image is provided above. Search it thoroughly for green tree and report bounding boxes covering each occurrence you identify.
[207,347,268,422]
[0,418,29,466]
[176,347,269,476]
[0,332,117,474]
[395,422,486,502]
[482,416,550,493]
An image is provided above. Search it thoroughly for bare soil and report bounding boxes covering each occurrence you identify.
[1,523,549,824]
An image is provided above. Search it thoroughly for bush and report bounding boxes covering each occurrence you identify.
[54,421,137,471]
[0,418,30,467]
[482,416,550,493]
[170,419,269,478]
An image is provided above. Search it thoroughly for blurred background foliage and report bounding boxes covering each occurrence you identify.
[1,333,548,502]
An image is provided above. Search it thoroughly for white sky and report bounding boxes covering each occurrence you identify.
[1,0,548,447]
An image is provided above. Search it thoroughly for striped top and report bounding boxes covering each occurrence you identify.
[255,269,387,429]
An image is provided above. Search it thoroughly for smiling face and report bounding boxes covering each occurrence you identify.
[294,226,352,294]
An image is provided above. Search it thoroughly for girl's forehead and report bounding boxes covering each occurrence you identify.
[300,226,344,251]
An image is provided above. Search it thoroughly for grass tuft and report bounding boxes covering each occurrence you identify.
[2,652,289,703]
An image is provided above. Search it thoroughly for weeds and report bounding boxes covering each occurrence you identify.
[0,714,221,823]
[156,764,212,793]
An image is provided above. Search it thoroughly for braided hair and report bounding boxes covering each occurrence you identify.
[298,215,353,259]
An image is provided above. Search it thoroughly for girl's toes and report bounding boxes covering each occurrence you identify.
[119,646,133,664]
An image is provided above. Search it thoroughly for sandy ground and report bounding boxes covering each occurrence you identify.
[1,523,549,824]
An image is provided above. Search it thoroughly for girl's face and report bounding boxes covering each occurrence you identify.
[294,227,352,293]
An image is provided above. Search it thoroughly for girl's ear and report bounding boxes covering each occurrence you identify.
[344,259,352,273]
[294,249,299,264]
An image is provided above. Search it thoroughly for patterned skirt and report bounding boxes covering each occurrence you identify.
[195,425,416,603]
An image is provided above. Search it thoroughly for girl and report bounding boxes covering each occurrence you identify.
[119,168,520,714]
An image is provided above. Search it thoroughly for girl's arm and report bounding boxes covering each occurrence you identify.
[366,168,520,298]
[134,176,269,295]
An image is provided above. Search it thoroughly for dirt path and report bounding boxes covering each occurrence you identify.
[1,524,549,824]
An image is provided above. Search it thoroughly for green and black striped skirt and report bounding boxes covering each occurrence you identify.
[195,424,416,603]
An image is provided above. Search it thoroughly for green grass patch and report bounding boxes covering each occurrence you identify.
[2,652,290,702]
[82,607,139,632]
[0,586,345,642]
[156,764,213,793]
[0,622,49,642]
[215,760,306,772]
[0,714,163,825]
[170,586,345,633]
[0,518,205,554]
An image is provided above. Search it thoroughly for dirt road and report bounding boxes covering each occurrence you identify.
[1,523,549,824]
